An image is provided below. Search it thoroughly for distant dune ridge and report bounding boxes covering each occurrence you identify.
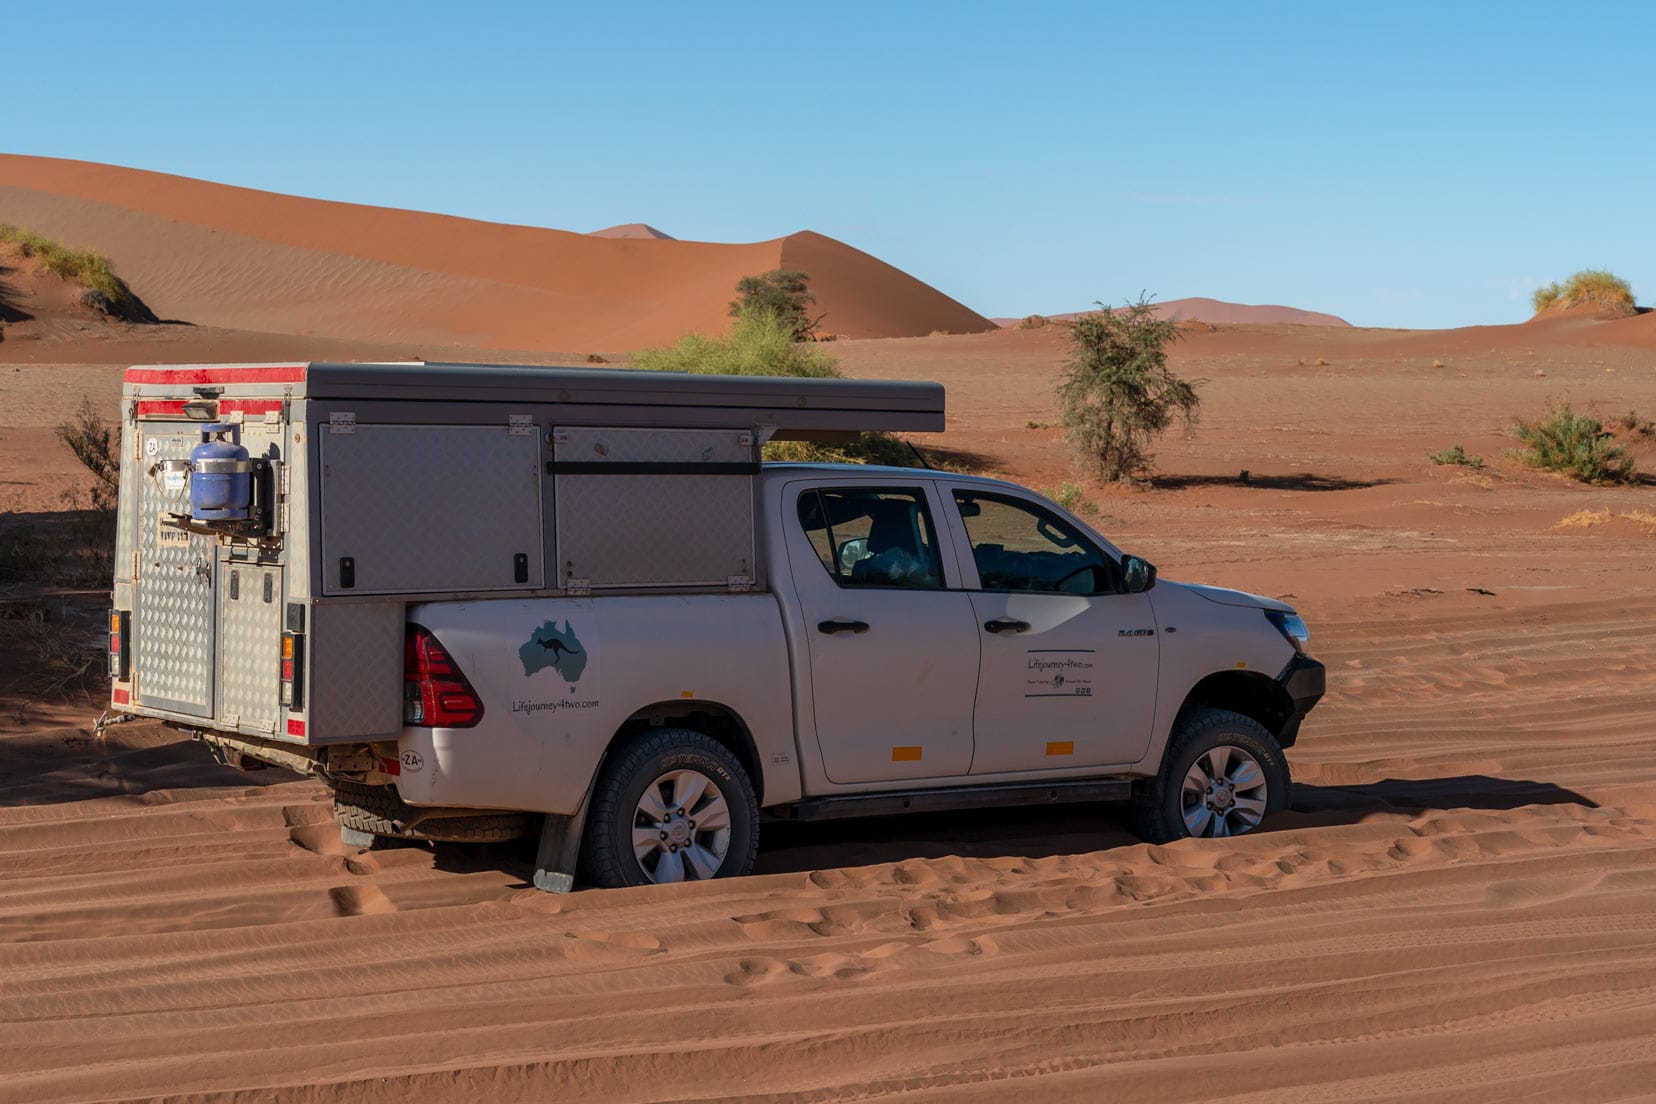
[0,154,993,350]
[588,223,676,240]
[996,297,1352,328]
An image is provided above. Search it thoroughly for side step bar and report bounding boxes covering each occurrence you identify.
[779,778,1133,823]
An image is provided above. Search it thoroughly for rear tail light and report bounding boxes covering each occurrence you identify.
[108,610,130,681]
[404,623,484,728]
[280,631,305,710]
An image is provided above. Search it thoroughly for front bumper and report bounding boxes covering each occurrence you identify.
[1275,653,1326,748]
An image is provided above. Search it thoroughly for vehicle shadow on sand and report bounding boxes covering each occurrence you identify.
[750,774,1595,875]
[0,726,298,809]
[0,264,33,324]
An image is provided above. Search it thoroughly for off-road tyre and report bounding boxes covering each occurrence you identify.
[580,728,759,889]
[1129,708,1290,844]
[327,778,534,844]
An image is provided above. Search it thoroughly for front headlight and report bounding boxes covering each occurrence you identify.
[1264,609,1309,652]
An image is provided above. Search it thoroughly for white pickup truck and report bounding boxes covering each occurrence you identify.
[108,361,1324,890]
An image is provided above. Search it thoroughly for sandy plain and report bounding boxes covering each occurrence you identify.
[2,159,1655,1103]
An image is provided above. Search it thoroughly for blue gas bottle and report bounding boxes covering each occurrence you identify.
[189,423,252,521]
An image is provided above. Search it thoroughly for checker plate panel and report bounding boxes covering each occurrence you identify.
[134,430,215,715]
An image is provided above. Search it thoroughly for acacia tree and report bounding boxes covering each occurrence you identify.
[729,269,822,342]
[1056,297,1200,483]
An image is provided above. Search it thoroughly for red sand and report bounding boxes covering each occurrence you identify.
[0,155,993,349]
[4,159,1656,1102]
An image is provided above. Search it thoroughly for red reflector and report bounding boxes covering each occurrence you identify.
[380,756,401,776]
[112,688,130,704]
[219,399,284,416]
[287,719,306,737]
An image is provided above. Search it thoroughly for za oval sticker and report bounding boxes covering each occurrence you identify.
[400,750,425,772]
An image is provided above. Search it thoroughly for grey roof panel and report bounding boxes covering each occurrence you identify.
[301,361,945,433]
[121,361,946,434]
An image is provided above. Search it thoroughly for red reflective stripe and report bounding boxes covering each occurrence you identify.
[112,688,130,704]
[219,399,284,415]
[137,399,284,418]
[286,718,306,736]
[124,365,307,384]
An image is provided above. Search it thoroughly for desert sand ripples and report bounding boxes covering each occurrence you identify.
[4,595,1656,1102]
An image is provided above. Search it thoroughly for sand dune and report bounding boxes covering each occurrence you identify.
[588,223,676,240]
[996,297,1352,328]
[0,155,993,349]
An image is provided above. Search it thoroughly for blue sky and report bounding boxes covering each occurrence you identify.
[6,1,1653,328]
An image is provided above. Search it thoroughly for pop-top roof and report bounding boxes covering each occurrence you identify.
[122,361,945,437]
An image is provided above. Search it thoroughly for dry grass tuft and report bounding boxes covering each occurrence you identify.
[1554,509,1610,529]
[1531,269,1637,316]
[0,223,157,323]
[1553,509,1656,535]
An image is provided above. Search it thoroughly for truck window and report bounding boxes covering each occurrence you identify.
[952,491,1120,594]
[796,488,944,589]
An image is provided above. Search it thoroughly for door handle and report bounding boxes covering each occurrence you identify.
[984,618,1031,634]
[817,619,870,635]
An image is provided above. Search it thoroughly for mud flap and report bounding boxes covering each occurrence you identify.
[533,798,592,894]
[340,826,377,850]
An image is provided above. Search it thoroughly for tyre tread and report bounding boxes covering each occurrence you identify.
[1129,708,1290,843]
[580,727,759,889]
[327,778,533,844]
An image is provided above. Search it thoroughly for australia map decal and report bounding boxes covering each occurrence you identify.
[519,620,587,684]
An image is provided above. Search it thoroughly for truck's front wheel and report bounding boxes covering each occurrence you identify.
[1130,709,1290,843]
[581,728,759,888]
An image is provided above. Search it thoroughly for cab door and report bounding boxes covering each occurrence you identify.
[940,487,1159,774]
[783,481,981,784]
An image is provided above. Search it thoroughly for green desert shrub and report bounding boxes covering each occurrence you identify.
[1509,403,1636,484]
[728,269,822,342]
[634,308,932,467]
[1056,296,1200,483]
[1530,269,1636,316]
[633,306,838,378]
[1428,444,1483,469]
[1047,481,1099,515]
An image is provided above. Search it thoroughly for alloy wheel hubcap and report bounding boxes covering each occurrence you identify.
[1181,745,1268,838]
[632,769,733,884]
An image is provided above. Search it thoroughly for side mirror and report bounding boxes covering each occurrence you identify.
[837,537,869,572]
[1120,555,1157,594]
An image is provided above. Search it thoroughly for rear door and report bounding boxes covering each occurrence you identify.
[133,425,215,717]
[783,480,981,784]
[215,555,283,734]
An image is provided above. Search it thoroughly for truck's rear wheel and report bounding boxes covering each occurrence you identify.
[1130,709,1289,843]
[581,728,759,888]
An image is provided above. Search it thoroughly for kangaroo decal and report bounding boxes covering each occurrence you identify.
[518,619,588,683]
